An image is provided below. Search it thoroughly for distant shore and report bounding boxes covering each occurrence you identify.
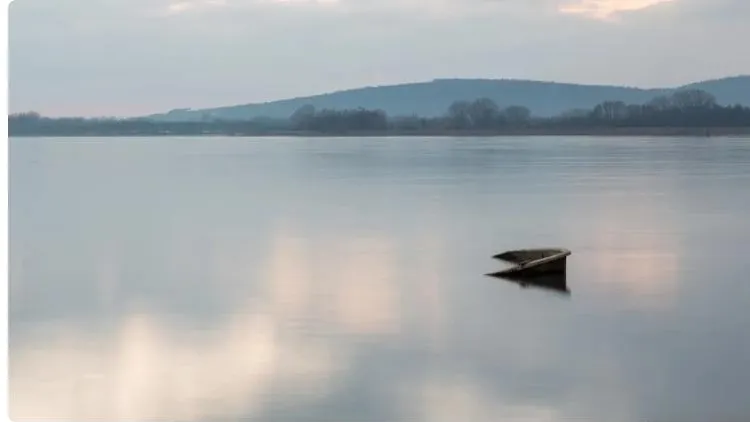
[10,126,750,138]
[289,127,750,137]
[12,90,750,138]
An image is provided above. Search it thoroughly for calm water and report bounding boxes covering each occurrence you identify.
[9,136,750,421]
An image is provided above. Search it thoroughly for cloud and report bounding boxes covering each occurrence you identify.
[8,0,750,116]
[559,0,676,20]
[162,0,342,15]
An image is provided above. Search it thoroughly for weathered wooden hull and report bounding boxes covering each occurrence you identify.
[491,248,571,276]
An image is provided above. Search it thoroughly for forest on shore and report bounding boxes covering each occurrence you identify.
[9,89,750,137]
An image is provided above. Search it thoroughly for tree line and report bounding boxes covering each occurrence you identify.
[9,89,750,136]
[286,100,534,132]
[8,112,291,137]
[552,90,750,128]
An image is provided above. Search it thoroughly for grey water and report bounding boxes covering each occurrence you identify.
[9,136,750,421]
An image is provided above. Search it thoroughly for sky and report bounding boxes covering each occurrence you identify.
[8,0,750,117]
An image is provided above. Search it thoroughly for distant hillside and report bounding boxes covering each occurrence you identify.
[680,76,750,105]
[147,76,750,122]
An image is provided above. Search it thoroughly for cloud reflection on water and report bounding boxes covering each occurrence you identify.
[10,137,750,422]
[11,304,344,420]
[10,222,419,420]
[569,170,683,310]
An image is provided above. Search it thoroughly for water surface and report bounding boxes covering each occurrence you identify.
[10,136,750,421]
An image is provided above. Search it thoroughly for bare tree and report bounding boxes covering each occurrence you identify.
[447,100,473,129]
[592,101,628,121]
[670,89,717,110]
[648,95,672,111]
[469,98,500,129]
[503,106,531,125]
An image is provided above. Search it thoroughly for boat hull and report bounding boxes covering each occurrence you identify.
[491,248,571,276]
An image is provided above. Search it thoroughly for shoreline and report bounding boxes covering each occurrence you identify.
[9,126,750,138]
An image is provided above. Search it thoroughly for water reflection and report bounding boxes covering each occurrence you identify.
[11,309,344,420]
[10,136,750,421]
[488,273,571,296]
[10,221,409,420]
[405,374,565,422]
[576,183,682,309]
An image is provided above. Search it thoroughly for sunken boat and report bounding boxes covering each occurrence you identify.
[487,248,572,294]
[490,248,571,277]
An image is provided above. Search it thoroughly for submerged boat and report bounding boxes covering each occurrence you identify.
[487,248,572,295]
[490,248,571,277]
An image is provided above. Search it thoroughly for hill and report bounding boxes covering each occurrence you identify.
[147,76,750,122]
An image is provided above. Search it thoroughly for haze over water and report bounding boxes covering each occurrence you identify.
[9,136,750,421]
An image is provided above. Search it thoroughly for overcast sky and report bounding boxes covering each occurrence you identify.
[9,0,750,117]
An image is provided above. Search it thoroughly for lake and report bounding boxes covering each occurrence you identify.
[9,136,750,421]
